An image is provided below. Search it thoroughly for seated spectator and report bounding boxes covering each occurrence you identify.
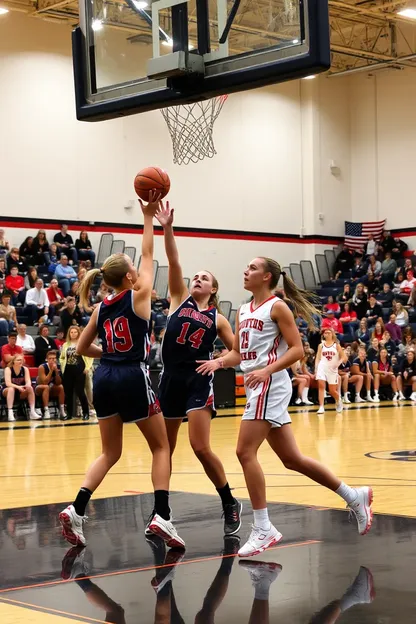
[365,234,376,258]
[397,326,415,356]
[337,283,352,305]
[379,330,395,357]
[75,231,95,265]
[290,361,313,406]
[32,230,50,265]
[5,266,25,306]
[48,243,61,274]
[0,228,10,257]
[385,314,402,343]
[36,350,66,420]
[399,270,416,295]
[378,283,394,309]
[24,266,38,290]
[351,255,367,280]
[0,293,17,333]
[365,294,383,326]
[53,225,78,264]
[1,330,23,368]
[151,290,169,338]
[334,245,354,278]
[352,283,367,319]
[34,324,57,366]
[367,255,381,277]
[19,236,36,265]
[380,230,395,255]
[323,296,340,315]
[54,328,65,351]
[96,281,110,302]
[59,297,84,334]
[46,278,65,315]
[372,347,398,402]
[371,319,385,342]
[16,323,35,354]
[25,279,51,326]
[70,280,80,302]
[0,257,6,280]
[2,354,40,421]
[366,337,380,363]
[393,301,409,327]
[77,267,87,282]
[355,318,370,345]
[0,279,9,302]
[397,350,416,401]
[365,272,379,295]
[321,311,343,334]
[351,347,374,402]
[149,328,165,369]
[380,252,397,285]
[7,247,28,274]
[391,237,408,260]
[60,326,91,421]
[408,286,416,321]
[339,357,364,404]
[402,258,413,275]
[339,303,358,337]
[55,256,78,296]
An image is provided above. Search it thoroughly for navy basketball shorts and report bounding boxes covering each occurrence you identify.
[159,371,216,419]
[93,362,160,423]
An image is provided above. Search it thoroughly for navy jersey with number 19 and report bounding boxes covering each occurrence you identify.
[161,296,217,374]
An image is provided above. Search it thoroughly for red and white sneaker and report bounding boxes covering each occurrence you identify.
[239,560,282,595]
[151,548,186,594]
[340,566,376,609]
[347,487,373,536]
[59,505,87,547]
[148,514,185,549]
[238,524,282,558]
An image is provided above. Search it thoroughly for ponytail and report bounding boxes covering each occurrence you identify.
[260,257,320,328]
[206,271,221,312]
[79,268,101,310]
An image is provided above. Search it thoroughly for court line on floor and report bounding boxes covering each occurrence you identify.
[0,597,106,623]
[0,539,321,595]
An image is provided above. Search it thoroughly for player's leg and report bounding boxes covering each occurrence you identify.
[36,384,50,419]
[74,369,90,420]
[365,372,374,401]
[349,374,363,401]
[239,560,282,624]
[187,407,241,535]
[50,384,66,419]
[317,379,326,414]
[59,415,123,546]
[327,382,342,413]
[267,425,373,535]
[410,376,416,401]
[341,374,350,403]
[164,418,183,465]
[397,374,406,399]
[22,387,41,420]
[373,373,381,402]
[4,387,16,421]
[236,420,282,556]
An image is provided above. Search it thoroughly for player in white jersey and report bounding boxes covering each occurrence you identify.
[198,257,373,557]
[315,329,345,414]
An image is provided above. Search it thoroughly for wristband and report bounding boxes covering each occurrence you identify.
[218,358,224,368]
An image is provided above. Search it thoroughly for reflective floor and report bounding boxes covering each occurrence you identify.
[1,492,416,623]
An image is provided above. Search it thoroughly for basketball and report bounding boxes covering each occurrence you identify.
[134,166,170,202]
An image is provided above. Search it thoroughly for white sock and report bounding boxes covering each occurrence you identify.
[336,482,357,505]
[254,582,272,601]
[8,409,14,418]
[374,391,379,396]
[301,388,309,402]
[253,508,271,531]
[60,405,65,414]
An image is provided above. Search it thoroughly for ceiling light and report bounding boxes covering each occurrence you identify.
[0,7,9,14]
[92,18,103,31]
[132,0,148,8]
[303,75,316,80]
[162,38,173,47]
[397,8,416,19]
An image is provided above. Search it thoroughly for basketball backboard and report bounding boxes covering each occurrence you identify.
[73,0,329,121]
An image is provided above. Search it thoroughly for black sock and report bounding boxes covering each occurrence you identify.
[75,578,93,592]
[73,488,92,517]
[154,490,171,521]
[216,483,235,507]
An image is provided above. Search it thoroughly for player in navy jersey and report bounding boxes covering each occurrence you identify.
[154,203,242,537]
[59,195,184,550]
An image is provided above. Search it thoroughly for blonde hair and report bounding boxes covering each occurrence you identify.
[66,325,82,343]
[8,353,25,368]
[79,253,131,309]
[260,257,320,328]
[204,271,220,310]
[321,327,338,344]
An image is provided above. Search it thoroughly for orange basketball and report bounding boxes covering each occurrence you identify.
[134,166,170,202]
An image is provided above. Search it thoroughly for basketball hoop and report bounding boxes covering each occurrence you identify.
[161,95,228,165]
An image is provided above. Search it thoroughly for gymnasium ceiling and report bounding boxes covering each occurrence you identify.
[4,0,416,75]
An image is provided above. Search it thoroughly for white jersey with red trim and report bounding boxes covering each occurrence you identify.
[238,296,287,374]
[318,342,339,373]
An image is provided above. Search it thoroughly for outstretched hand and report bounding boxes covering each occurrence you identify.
[138,190,162,217]
[155,201,174,228]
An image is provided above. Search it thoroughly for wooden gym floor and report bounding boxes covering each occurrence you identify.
[0,402,415,623]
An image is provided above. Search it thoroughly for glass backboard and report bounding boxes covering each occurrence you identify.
[73,0,330,120]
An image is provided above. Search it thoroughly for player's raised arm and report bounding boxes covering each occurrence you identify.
[155,202,188,309]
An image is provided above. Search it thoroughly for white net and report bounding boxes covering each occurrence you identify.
[161,95,228,165]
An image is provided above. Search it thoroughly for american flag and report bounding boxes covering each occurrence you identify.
[344,220,386,251]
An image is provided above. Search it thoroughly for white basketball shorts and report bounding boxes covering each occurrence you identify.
[316,364,339,385]
[242,369,292,428]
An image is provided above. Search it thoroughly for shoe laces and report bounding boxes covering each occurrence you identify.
[347,502,365,525]
[222,503,239,523]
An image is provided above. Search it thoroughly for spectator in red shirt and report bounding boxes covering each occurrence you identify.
[339,302,358,337]
[323,296,341,316]
[5,266,25,305]
[1,331,23,368]
[321,311,350,344]
[46,278,65,316]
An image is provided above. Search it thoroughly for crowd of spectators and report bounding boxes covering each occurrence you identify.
[292,230,416,405]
